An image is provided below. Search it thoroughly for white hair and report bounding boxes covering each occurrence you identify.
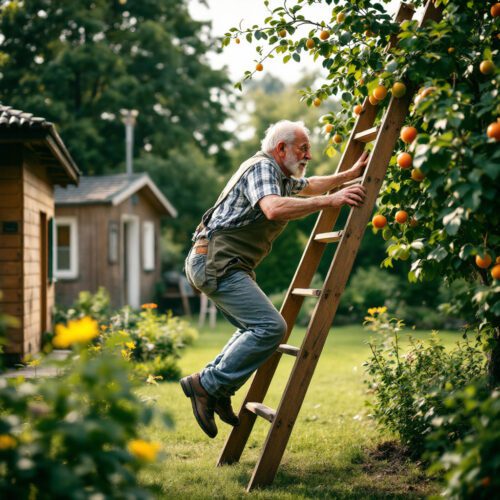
[261,120,310,153]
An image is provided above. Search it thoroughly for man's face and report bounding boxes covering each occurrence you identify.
[283,130,312,178]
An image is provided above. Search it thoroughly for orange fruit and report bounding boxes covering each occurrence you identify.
[325,123,334,134]
[235,37,241,44]
[476,253,492,269]
[333,133,342,144]
[411,168,425,182]
[255,63,263,71]
[306,38,315,49]
[397,152,412,169]
[487,121,500,141]
[491,264,500,280]
[480,60,495,75]
[409,217,418,228]
[313,97,322,107]
[401,126,417,143]
[392,82,407,98]
[369,95,379,106]
[353,104,363,115]
[395,210,408,224]
[319,30,330,41]
[448,47,455,54]
[496,256,500,264]
[492,3,500,17]
[337,11,345,23]
[372,214,387,229]
[373,85,388,100]
[279,29,287,37]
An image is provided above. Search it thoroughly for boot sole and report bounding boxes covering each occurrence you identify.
[180,376,217,438]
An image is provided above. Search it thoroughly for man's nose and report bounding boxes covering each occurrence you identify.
[305,149,312,160]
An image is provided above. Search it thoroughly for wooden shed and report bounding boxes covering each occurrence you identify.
[0,105,80,360]
[54,173,177,309]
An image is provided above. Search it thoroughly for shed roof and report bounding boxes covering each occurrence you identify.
[54,173,177,217]
[0,105,80,186]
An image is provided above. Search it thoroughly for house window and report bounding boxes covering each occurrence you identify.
[55,217,78,279]
[142,221,155,271]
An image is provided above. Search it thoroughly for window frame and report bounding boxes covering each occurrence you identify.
[54,216,79,279]
[142,220,155,272]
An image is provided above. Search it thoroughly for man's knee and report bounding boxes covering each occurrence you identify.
[268,313,287,343]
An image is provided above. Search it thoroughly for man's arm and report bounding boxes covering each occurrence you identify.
[259,184,366,221]
[299,151,370,196]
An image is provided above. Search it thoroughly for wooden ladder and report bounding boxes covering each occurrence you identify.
[218,0,442,491]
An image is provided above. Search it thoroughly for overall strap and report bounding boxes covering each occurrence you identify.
[197,151,279,232]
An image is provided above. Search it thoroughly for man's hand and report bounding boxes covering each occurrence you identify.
[346,151,370,180]
[326,185,366,208]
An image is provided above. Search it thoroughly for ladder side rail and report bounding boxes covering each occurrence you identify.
[247,88,414,491]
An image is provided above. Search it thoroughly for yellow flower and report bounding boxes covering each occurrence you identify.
[0,434,17,450]
[377,306,387,314]
[367,307,377,316]
[141,303,157,309]
[53,317,99,348]
[127,439,160,462]
[100,324,108,331]
[125,342,135,350]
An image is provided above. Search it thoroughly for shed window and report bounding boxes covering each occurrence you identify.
[55,217,78,279]
[142,221,155,271]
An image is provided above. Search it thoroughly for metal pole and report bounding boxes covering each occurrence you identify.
[120,109,139,176]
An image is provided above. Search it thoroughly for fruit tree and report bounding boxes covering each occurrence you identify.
[223,0,500,384]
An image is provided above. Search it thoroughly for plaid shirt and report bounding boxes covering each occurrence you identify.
[195,156,308,240]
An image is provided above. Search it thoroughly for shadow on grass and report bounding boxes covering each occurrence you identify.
[231,441,437,499]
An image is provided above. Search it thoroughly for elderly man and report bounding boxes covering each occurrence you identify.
[181,120,368,438]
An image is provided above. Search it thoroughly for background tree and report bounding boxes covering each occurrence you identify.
[223,0,500,383]
[0,0,233,259]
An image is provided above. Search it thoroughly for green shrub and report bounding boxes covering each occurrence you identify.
[429,381,500,499]
[134,356,182,382]
[0,317,170,498]
[53,287,111,325]
[363,308,485,458]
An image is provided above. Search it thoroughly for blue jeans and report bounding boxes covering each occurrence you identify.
[185,249,287,398]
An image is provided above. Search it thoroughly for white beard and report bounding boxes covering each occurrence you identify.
[284,150,308,178]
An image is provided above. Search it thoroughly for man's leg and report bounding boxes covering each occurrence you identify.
[200,270,287,399]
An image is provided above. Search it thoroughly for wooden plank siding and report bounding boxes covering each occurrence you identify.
[56,189,162,309]
[0,147,24,352]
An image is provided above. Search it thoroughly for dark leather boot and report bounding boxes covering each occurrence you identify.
[215,397,240,426]
[180,373,218,438]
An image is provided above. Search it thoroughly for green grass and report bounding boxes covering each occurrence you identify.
[138,321,458,499]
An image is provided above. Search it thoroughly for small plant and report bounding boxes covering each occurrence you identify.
[0,316,169,498]
[363,308,485,458]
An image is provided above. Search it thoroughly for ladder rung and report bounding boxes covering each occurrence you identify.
[314,231,343,243]
[354,126,379,143]
[292,288,321,297]
[341,176,364,188]
[277,344,300,356]
[245,402,276,423]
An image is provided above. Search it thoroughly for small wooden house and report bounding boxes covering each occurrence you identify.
[54,174,177,309]
[0,105,80,360]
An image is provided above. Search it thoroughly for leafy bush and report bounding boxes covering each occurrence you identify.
[53,290,198,382]
[105,305,198,364]
[428,382,500,499]
[363,308,485,458]
[0,317,169,499]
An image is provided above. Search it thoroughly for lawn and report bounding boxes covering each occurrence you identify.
[138,321,458,499]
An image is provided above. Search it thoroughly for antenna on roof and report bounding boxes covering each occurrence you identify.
[120,109,139,176]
